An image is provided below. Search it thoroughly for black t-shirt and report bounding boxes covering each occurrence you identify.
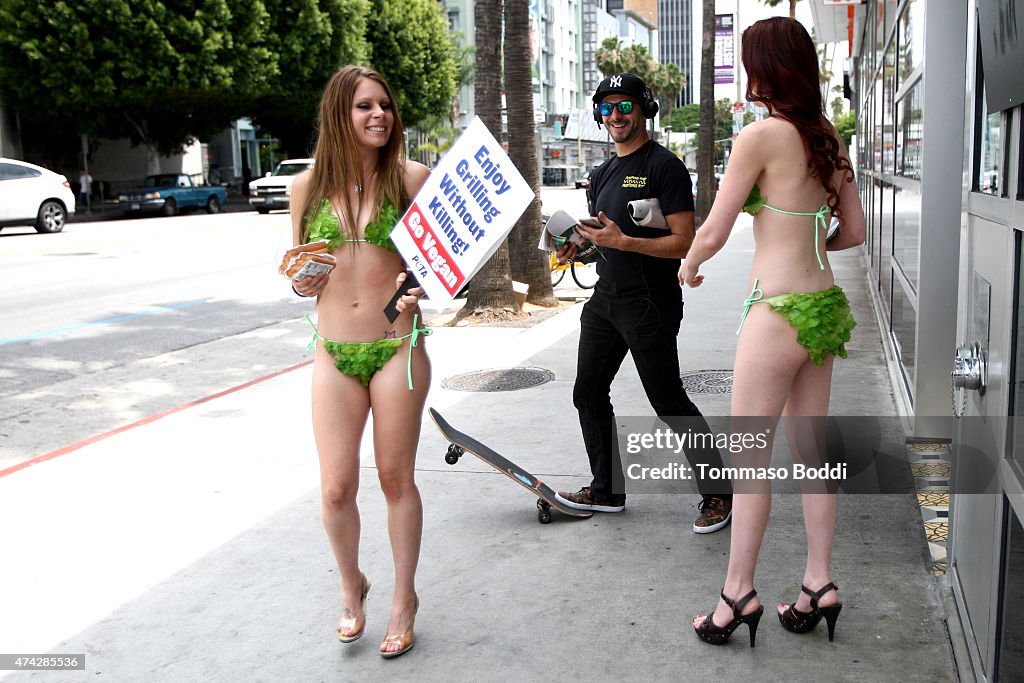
[586,140,694,298]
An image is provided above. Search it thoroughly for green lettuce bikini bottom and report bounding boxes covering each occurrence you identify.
[737,281,856,366]
[306,315,430,389]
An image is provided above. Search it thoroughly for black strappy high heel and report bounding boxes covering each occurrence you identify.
[694,589,764,647]
[778,582,842,642]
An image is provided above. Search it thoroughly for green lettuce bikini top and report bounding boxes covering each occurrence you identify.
[306,198,400,252]
[742,185,829,271]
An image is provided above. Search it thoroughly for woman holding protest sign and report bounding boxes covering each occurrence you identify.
[679,18,865,647]
[288,65,431,659]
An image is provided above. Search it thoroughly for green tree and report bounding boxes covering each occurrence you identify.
[833,110,855,148]
[762,0,801,18]
[366,0,457,132]
[652,63,687,130]
[670,103,701,132]
[250,0,370,158]
[504,0,555,307]
[0,0,275,165]
[596,37,658,83]
[672,100,752,158]
[596,37,686,140]
[410,43,474,165]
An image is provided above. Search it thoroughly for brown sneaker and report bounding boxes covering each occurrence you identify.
[693,496,732,533]
[555,487,625,513]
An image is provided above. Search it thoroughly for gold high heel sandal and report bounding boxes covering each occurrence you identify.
[337,574,371,643]
[380,595,418,659]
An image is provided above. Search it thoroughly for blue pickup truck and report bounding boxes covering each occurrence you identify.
[118,173,227,216]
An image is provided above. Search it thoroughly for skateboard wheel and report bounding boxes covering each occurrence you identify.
[444,444,463,465]
[536,498,552,523]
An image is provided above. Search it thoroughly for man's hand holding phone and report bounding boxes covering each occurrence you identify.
[576,211,627,250]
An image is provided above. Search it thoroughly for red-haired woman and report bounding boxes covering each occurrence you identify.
[679,17,866,647]
[290,65,430,658]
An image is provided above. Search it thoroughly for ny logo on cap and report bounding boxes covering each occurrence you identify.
[610,75,622,88]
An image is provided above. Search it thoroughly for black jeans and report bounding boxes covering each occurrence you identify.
[573,290,731,501]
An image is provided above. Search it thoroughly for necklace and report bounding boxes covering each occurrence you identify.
[354,184,363,194]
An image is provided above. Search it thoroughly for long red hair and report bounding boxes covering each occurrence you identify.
[741,17,853,217]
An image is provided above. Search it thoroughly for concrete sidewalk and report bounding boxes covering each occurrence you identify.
[0,215,958,681]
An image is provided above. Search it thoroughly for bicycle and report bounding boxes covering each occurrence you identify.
[550,251,599,289]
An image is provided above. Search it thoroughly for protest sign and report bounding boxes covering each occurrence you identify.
[389,116,535,304]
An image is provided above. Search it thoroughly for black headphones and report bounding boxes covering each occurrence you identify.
[592,88,660,124]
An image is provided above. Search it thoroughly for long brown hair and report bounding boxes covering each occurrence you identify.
[298,65,408,242]
[741,17,853,218]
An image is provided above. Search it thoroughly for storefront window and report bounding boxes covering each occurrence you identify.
[899,0,924,86]
[870,180,883,273]
[891,279,916,389]
[978,106,1003,195]
[875,1,886,52]
[897,81,923,179]
[883,41,897,175]
[860,92,873,171]
[1013,235,1024,472]
[1019,125,1024,200]
[893,185,920,291]
[998,502,1024,681]
[874,69,885,172]
[883,0,899,37]
[879,182,893,314]
[863,171,874,263]
[974,43,1005,196]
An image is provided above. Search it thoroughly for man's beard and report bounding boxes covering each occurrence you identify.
[609,119,641,143]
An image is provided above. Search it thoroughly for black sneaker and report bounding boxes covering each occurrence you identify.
[555,487,625,513]
[693,496,732,533]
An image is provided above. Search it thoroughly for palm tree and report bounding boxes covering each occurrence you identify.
[763,0,800,19]
[596,37,656,82]
[504,0,556,306]
[654,63,687,132]
[596,37,625,76]
[697,0,717,221]
[455,0,518,322]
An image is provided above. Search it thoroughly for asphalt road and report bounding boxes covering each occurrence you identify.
[0,208,313,468]
[0,188,590,469]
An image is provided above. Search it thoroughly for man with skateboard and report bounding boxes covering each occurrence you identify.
[554,73,732,533]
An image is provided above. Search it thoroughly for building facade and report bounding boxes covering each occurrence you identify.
[811,1,1024,679]
[659,0,695,104]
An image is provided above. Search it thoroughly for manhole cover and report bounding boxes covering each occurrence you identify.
[680,369,733,394]
[442,367,554,392]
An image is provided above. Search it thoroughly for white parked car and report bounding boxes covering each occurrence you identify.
[0,158,76,233]
[249,158,314,213]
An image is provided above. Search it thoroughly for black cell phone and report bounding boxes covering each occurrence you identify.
[383,271,419,323]
[578,217,604,229]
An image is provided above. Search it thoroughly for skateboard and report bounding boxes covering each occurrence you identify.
[429,408,593,524]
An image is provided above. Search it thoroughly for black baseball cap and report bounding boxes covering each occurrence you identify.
[592,73,649,103]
